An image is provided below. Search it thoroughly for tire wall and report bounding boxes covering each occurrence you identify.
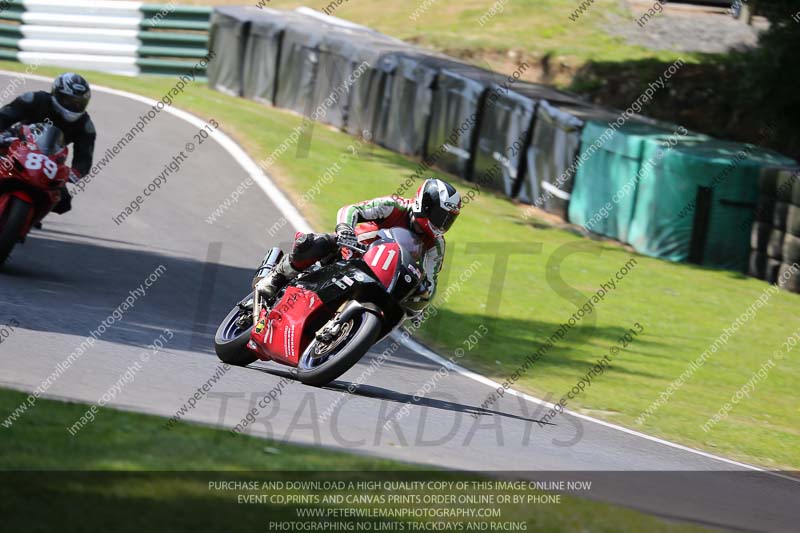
[749,166,800,293]
[568,120,678,243]
[376,54,439,157]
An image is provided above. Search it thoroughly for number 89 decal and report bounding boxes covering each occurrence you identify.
[24,153,58,179]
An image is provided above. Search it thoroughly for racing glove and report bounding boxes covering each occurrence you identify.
[335,223,364,252]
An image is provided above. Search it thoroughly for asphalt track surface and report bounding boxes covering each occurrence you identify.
[0,73,797,532]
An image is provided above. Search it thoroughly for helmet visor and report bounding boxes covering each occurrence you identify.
[429,208,458,234]
[56,92,89,114]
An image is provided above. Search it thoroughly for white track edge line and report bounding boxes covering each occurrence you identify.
[2,69,795,483]
[396,336,797,482]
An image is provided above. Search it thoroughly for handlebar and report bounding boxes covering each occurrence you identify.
[339,241,368,254]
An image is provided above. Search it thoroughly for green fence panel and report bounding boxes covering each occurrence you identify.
[138,31,208,47]
[139,4,212,77]
[137,57,208,80]
[140,4,213,31]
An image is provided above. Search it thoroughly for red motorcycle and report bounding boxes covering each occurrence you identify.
[0,123,73,265]
[215,225,429,386]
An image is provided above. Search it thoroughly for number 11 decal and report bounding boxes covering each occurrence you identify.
[370,244,397,271]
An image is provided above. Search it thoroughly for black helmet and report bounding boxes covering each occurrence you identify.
[411,178,462,238]
[52,73,91,122]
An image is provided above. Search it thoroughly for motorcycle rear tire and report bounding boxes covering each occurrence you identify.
[0,196,32,266]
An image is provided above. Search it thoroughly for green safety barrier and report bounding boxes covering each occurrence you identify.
[138,3,212,77]
[0,1,212,79]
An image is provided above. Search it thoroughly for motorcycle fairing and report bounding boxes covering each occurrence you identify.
[295,261,419,335]
[0,130,70,234]
[245,227,429,368]
[249,286,327,366]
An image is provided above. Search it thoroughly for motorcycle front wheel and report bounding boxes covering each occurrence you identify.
[214,293,258,366]
[0,196,32,266]
[296,309,381,387]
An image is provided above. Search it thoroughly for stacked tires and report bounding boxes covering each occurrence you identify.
[749,167,800,293]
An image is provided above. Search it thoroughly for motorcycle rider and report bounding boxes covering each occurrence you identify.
[0,72,95,215]
[254,178,462,306]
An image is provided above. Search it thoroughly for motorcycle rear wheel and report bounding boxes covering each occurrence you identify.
[0,196,32,266]
[214,293,258,366]
[296,310,382,387]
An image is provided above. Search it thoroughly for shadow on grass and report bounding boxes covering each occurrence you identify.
[420,308,668,381]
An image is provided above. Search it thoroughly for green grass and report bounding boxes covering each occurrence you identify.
[2,61,799,472]
[0,389,403,472]
[0,388,710,533]
[176,0,691,66]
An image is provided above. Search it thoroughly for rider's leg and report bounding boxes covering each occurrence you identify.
[255,232,337,298]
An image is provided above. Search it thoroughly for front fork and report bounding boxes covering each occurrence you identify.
[316,301,383,342]
[252,292,262,328]
[251,247,283,327]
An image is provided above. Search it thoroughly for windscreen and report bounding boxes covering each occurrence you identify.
[31,123,66,157]
[382,227,425,261]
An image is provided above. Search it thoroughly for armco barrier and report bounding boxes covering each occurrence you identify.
[0,0,211,78]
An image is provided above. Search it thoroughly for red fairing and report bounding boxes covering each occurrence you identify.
[0,125,71,238]
[248,286,326,366]
[10,191,33,203]
[363,242,401,288]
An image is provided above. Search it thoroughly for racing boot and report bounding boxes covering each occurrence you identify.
[52,185,72,215]
[254,255,299,300]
